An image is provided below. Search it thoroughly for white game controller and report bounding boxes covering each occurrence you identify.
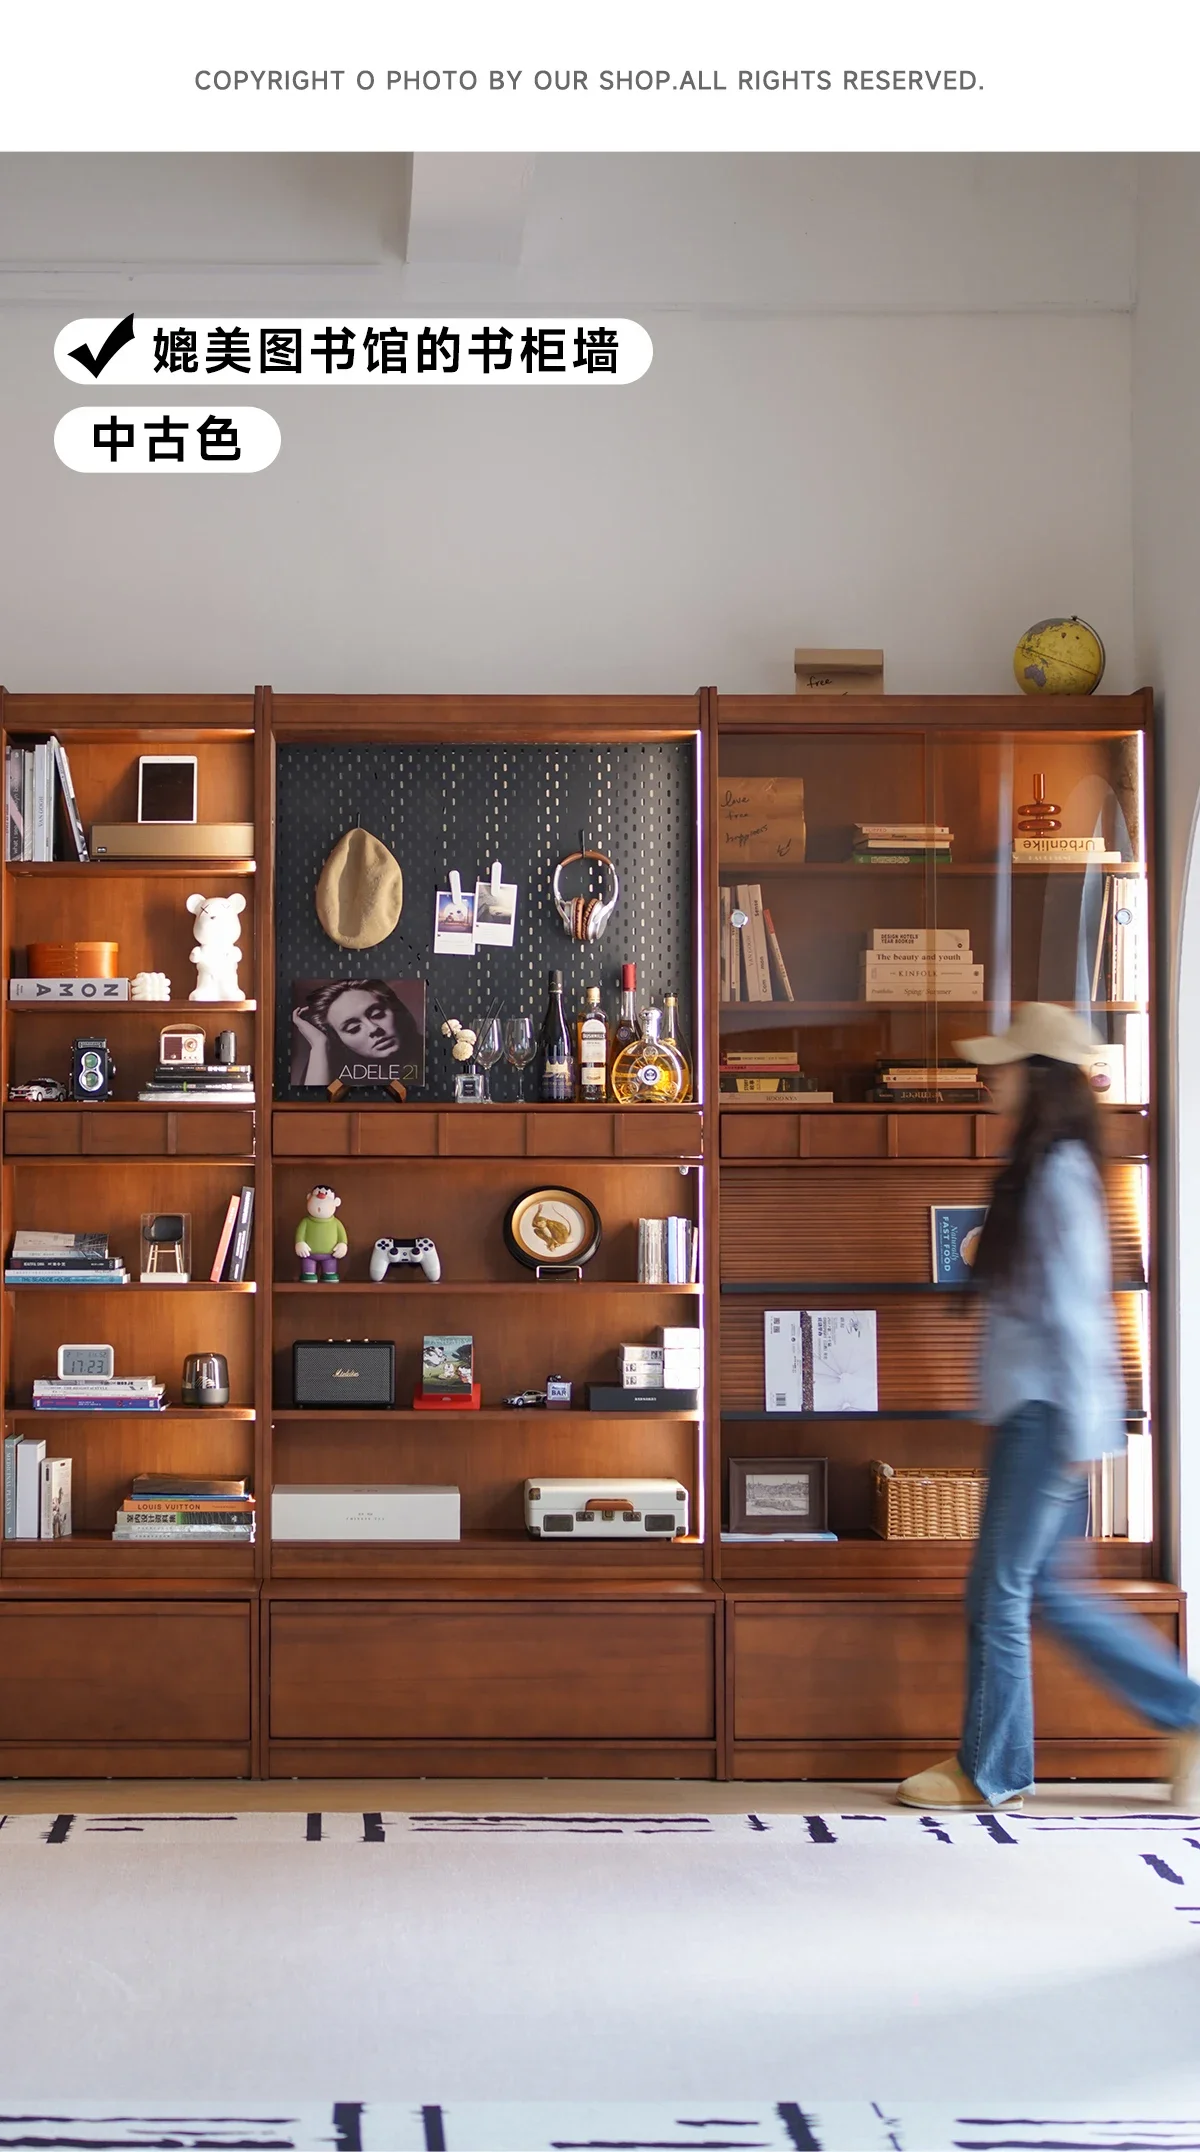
[369,1235,441,1283]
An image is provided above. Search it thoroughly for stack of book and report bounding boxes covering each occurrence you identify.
[860,926,983,1003]
[5,734,88,862]
[870,1061,989,1105]
[637,1216,699,1285]
[5,1230,129,1286]
[720,884,794,1002]
[718,1049,834,1101]
[851,823,952,866]
[113,1474,255,1544]
[3,1438,72,1539]
[32,1374,164,1412]
[139,1061,255,1104]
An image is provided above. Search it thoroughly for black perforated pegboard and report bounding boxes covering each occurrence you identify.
[274,742,696,1099]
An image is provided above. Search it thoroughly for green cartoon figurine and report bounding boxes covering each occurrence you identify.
[295,1183,347,1283]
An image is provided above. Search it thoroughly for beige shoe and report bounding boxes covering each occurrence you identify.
[895,1758,1024,1811]
[1169,1726,1200,1808]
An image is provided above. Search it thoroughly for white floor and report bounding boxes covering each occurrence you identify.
[3,1801,1200,2148]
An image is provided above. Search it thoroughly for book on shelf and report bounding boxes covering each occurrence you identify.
[9,975,130,1000]
[40,1457,73,1537]
[855,824,950,842]
[226,1187,255,1283]
[210,1194,241,1281]
[11,1231,109,1259]
[734,883,773,1001]
[3,1434,21,1535]
[7,1267,130,1286]
[879,1063,980,1087]
[851,849,953,866]
[113,1516,255,1540]
[637,1216,698,1285]
[12,1436,46,1538]
[869,927,971,953]
[132,1473,248,1497]
[930,1204,989,1285]
[1012,835,1122,859]
[869,1085,990,1103]
[764,1309,878,1413]
[121,1496,255,1514]
[762,907,794,999]
[724,1051,800,1066]
[33,1376,159,1394]
[5,737,86,862]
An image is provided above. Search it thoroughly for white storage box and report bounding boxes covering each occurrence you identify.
[271,1483,460,1541]
[525,1477,688,1539]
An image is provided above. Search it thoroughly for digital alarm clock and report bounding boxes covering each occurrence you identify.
[57,1343,115,1379]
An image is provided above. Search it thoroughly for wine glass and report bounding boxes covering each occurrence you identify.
[475,1016,503,1103]
[504,1015,536,1102]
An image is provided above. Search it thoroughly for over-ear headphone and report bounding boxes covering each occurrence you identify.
[552,849,620,942]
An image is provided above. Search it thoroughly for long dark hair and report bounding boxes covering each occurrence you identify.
[971,1055,1104,1290]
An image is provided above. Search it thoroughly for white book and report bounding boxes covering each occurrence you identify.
[14,1437,46,1537]
[861,953,981,972]
[764,1309,879,1413]
[31,742,49,860]
[21,747,34,861]
[6,746,24,860]
[1013,838,1123,862]
[40,1457,72,1538]
[870,927,970,953]
[50,736,89,863]
[856,824,951,839]
[1126,1428,1154,1542]
[3,1433,21,1535]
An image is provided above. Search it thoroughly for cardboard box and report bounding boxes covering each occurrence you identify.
[794,647,885,695]
[719,782,806,868]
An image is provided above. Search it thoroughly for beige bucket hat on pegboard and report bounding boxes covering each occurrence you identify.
[316,827,404,949]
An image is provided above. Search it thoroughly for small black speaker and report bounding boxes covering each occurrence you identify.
[293,1339,395,1409]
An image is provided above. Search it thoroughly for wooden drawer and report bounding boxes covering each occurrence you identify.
[730,1594,1183,1746]
[4,1108,254,1156]
[270,1600,715,1742]
[0,1602,251,1744]
[274,1111,354,1155]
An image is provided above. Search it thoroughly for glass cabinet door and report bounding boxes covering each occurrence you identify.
[716,722,1147,1109]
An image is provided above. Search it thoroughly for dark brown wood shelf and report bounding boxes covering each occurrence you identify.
[8,1000,257,1016]
[5,1281,256,1293]
[6,860,256,877]
[273,1280,702,1296]
[6,1405,257,1421]
[271,1406,701,1423]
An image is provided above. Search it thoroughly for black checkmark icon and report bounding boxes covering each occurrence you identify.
[68,312,136,379]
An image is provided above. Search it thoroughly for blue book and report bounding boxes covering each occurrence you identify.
[930,1204,988,1286]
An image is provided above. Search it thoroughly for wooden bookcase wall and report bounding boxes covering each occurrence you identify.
[0,687,1181,1782]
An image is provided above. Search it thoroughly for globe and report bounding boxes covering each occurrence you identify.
[1013,616,1106,696]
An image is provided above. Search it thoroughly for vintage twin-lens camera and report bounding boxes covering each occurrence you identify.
[70,1037,116,1101]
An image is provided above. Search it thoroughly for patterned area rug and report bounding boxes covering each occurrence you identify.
[2,1809,1200,2149]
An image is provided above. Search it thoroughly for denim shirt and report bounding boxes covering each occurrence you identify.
[976,1139,1127,1463]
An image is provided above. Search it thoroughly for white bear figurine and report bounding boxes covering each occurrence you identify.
[187,892,246,1003]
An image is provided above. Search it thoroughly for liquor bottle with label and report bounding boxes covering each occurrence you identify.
[661,991,693,1102]
[576,985,609,1103]
[536,969,576,1102]
[610,1006,687,1105]
[612,963,639,1062]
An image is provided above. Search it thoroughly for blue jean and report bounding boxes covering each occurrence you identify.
[959,1401,1200,1805]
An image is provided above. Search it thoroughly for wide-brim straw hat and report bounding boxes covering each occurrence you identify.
[955,1001,1101,1068]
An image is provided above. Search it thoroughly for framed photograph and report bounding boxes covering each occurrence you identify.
[728,1456,828,1534]
[503,1186,602,1272]
[434,887,477,956]
[290,978,426,1090]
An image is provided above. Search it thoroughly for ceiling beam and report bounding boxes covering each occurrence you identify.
[405,153,534,267]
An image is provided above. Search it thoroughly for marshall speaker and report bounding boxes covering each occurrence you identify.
[293,1339,396,1409]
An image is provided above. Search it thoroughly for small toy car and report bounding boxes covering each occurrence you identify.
[8,1078,67,1102]
[502,1390,548,1409]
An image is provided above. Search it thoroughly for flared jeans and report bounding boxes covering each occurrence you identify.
[959,1401,1200,1805]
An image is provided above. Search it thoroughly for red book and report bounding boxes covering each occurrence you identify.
[412,1384,482,1412]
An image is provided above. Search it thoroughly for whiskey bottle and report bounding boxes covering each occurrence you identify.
[536,969,576,1102]
[612,962,639,1060]
[610,1006,687,1105]
[661,992,692,1102]
[577,985,609,1103]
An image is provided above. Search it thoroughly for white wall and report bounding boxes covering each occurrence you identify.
[1133,155,1200,1640]
[0,152,1137,693]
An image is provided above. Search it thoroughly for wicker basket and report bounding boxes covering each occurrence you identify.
[870,1460,987,1540]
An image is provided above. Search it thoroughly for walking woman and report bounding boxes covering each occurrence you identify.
[897,1003,1200,1812]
